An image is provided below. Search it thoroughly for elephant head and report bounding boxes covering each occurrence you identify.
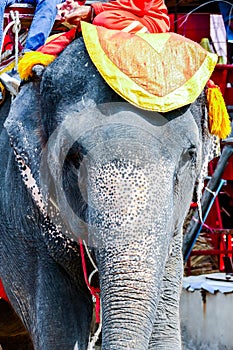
[0,35,218,350]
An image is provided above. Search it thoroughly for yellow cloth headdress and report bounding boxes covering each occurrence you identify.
[81,22,218,113]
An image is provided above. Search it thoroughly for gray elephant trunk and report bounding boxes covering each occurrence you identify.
[88,158,176,349]
[97,240,170,349]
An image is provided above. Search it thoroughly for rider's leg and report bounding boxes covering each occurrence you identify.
[92,9,169,34]
[93,9,150,34]
[22,0,65,51]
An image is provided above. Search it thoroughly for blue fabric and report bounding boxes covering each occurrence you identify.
[219,2,233,41]
[0,0,65,53]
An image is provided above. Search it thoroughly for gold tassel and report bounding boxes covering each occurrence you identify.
[18,51,56,81]
[206,80,231,139]
[0,81,6,106]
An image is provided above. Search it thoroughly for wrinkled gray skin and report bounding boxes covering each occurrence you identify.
[0,36,211,350]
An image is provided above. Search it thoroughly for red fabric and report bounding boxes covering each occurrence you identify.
[79,239,101,323]
[38,0,169,56]
[37,27,77,56]
[36,0,84,56]
[92,0,170,33]
[0,279,9,302]
[2,33,14,53]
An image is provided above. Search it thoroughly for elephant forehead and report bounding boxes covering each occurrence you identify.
[165,109,200,146]
[54,102,199,156]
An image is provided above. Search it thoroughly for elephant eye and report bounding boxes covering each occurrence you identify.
[179,145,197,167]
[173,145,197,191]
[187,145,197,163]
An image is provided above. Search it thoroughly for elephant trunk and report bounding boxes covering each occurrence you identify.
[86,139,179,349]
[90,162,175,349]
[95,220,172,350]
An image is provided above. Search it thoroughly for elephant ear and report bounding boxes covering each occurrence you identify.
[3,81,85,274]
[4,82,43,190]
[190,91,220,211]
[3,36,120,240]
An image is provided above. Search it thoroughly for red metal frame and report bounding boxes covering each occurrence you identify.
[211,64,233,113]
[187,63,233,275]
[169,13,211,42]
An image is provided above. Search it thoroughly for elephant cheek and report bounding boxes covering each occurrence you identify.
[87,160,175,349]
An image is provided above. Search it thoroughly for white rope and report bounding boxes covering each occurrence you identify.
[136,26,149,34]
[74,316,102,350]
[87,310,102,350]
[205,186,216,196]
[88,268,98,286]
[121,20,149,34]
[0,10,21,68]
[121,20,142,33]
[82,239,101,349]
[177,0,233,28]
[83,242,98,286]
[0,21,15,63]
[83,239,98,273]
[11,10,21,71]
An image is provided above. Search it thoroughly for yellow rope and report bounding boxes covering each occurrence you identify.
[18,51,56,80]
[0,81,6,106]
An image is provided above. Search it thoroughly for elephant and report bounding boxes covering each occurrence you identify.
[0,93,35,350]
[0,297,34,350]
[0,35,217,350]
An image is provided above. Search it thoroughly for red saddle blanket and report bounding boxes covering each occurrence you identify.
[0,279,8,302]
